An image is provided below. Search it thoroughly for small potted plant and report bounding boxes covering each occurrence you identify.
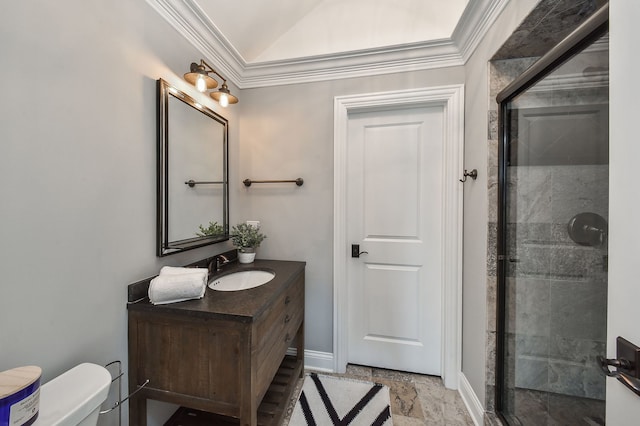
[230,223,267,263]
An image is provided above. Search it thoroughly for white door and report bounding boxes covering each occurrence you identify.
[346,106,443,375]
[607,2,640,423]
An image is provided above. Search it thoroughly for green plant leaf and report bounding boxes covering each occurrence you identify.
[230,223,266,249]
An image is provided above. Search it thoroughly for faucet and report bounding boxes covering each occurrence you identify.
[214,254,230,272]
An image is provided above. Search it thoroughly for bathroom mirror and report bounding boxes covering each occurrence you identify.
[157,78,229,256]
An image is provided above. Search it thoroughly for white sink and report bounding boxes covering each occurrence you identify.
[208,270,276,291]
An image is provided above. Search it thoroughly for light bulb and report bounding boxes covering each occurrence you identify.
[195,75,207,92]
[219,93,229,107]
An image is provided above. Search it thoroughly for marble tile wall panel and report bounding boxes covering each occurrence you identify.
[506,165,608,228]
[492,0,607,60]
[489,58,539,105]
[548,337,606,399]
[548,360,605,399]
[487,139,499,224]
[508,277,607,397]
[550,165,609,224]
[485,57,539,414]
[487,222,498,278]
[549,280,607,342]
[507,167,553,224]
[486,276,497,332]
[548,244,606,279]
[514,356,549,392]
[512,278,550,337]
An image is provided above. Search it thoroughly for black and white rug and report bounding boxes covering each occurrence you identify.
[289,373,393,426]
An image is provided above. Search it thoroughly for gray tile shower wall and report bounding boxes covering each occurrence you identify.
[503,126,608,400]
[486,57,540,414]
[485,1,608,422]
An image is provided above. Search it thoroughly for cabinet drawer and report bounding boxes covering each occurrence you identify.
[255,274,304,353]
[255,274,304,397]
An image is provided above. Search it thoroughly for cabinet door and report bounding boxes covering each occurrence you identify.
[129,312,246,411]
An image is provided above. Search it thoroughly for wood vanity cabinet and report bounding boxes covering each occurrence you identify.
[127,261,305,426]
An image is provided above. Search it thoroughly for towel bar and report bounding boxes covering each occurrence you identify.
[185,180,224,188]
[243,178,304,187]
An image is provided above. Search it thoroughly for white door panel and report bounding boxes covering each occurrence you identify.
[347,106,443,375]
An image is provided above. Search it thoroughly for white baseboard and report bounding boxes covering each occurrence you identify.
[286,349,335,373]
[458,372,485,426]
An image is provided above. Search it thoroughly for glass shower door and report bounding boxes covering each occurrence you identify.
[498,31,609,425]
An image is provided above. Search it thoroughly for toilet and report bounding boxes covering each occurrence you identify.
[33,363,111,426]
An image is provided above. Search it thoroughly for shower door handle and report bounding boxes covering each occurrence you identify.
[599,337,640,397]
[617,372,640,397]
[599,357,640,396]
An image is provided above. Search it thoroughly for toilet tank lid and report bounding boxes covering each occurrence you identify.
[36,363,111,426]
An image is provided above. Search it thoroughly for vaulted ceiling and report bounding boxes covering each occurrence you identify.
[146,0,511,88]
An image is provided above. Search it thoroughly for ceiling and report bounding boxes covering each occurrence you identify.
[197,0,469,62]
[146,0,512,88]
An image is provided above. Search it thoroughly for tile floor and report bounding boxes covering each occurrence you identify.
[283,364,475,426]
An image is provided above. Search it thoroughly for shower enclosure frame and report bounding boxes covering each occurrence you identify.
[494,5,609,423]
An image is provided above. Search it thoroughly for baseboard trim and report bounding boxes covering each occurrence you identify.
[286,349,335,373]
[458,372,485,426]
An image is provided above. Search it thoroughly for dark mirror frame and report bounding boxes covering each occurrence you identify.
[157,78,229,257]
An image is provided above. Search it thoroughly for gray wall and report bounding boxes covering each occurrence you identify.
[236,69,465,354]
[0,2,238,424]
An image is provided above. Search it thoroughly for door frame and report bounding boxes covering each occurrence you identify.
[333,85,464,389]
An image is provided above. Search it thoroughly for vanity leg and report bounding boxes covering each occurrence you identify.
[239,406,258,426]
[129,395,147,426]
[296,320,305,378]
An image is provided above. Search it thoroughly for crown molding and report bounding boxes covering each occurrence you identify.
[144,0,246,83]
[239,40,465,88]
[452,0,511,62]
[146,0,511,89]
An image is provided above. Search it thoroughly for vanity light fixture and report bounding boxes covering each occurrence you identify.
[183,59,238,107]
[210,82,238,107]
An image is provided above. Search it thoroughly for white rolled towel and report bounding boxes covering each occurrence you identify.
[159,266,208,276]
[148,267,208,305]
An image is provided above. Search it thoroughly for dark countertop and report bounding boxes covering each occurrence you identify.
[127,259,305,323]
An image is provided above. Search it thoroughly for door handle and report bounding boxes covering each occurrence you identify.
[599,356,640,396]
[599,337,640,397]
[351,244,368,258]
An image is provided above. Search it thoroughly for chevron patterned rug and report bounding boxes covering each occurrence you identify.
[289,373,393,426]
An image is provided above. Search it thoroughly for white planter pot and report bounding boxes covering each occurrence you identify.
[238,249,256,264]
